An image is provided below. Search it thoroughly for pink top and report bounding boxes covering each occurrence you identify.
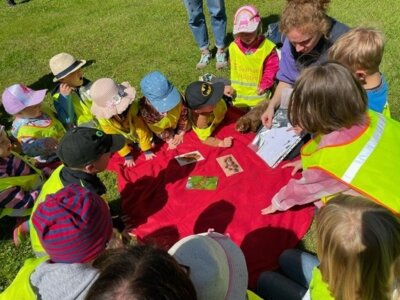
[271,123,367,211]
[234,36,279,91]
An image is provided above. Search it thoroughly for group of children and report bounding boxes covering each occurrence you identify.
[1,1,400,299]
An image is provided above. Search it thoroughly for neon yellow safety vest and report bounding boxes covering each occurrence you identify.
[229,39,275,108]
[191,100,227,141]
[0,152,43,218]
[383,102,391,118]
[146,102,183,136]
[309,267,334,300]
[0,256,48,300]
[29,165,65,256]
[301,110,400,214]
[53,86,98,128]
[98,101,142,143]
[16,107,65,142]
[246,290,263,300]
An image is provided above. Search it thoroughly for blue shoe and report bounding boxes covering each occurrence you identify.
[216,51,227,70]
[196,51,211,69]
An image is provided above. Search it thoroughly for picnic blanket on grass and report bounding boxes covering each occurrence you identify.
[107,107,314,288]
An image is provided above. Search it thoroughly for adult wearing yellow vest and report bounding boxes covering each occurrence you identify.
[185,81,233,148]
[50,52,99,129]
[257,195,400,300]
[29,127,124,256]
[229,5,279,109]
[261,63,400,216]
[0,184,113,300]
[139,71,191,150]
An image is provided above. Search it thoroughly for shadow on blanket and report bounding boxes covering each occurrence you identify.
[107,107,314,290]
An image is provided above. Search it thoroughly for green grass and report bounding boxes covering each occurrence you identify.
[0,0,399,291]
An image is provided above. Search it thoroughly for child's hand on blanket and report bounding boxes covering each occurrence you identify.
[144,151,156,160]
[124,157,135,167]
[282,160,302,176]
[261,204,278,215]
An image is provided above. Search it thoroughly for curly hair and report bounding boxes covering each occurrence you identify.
[280,0,331,36]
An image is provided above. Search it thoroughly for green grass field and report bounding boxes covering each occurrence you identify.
[0,0,399,291]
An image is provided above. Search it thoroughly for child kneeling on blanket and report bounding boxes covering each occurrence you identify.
[261,62,400,215]
[90,78,155,167]
[139,71,191,150]
[185,81,233,148]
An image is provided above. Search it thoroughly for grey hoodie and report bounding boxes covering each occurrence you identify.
[30,261,99,300]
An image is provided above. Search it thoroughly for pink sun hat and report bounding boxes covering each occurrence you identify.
[1,84,47,115]
[233,5,261,35]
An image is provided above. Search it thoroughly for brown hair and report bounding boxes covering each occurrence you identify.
[288,62,368,134]
[86,245,197,300]
[328,27,384,75]
[317,195,400,300]
[280,0,331,36]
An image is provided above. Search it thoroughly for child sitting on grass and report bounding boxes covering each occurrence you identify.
[0,125,42,219]
[257,195,400,300]
[185,81,233,148]
[28,127,125,257]
[139,71,190,150]
[50,52,98,129]
[228,5,279,109]
[1,84,65,175]
[0,184,115,300]
[261,62,400,215]
[90,78,155,167]
[328,27,390,116]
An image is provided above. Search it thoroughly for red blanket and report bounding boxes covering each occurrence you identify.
[108,108,314,288]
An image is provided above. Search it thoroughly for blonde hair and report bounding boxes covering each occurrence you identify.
[329,27,384,75]
[288,62,367,134]
[280,0,331,36]
[317,195,400,300]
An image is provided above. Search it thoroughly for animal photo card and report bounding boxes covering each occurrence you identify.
[175,151,205,166]
[186,176,218,190]
[216,154,243,176]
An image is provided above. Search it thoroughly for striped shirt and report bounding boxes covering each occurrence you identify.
[0,154,39,216]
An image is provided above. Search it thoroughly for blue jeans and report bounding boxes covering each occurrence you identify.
[183,0,226,50]
[256,249,320,300]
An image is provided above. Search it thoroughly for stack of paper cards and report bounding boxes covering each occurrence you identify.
[175,151,205,166]
[250,126,302,168]
[216,154,243,176]
[186,176,218,190]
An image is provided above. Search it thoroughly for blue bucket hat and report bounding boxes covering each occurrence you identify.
[140,71,181,113]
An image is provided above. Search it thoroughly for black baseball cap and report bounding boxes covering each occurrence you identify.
[57,127,125,168]
[185,81,225,110]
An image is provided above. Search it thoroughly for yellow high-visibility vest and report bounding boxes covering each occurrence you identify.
[16,107,65,142]
[309,267,334,299]
[53,87,98,128]
[0,151,43,218]
[0,256,48,300]
[191,100,227,141]
[29,165,65,256]
[302,110,400,214]
[146,102,183,136]
[229,39,275,108]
